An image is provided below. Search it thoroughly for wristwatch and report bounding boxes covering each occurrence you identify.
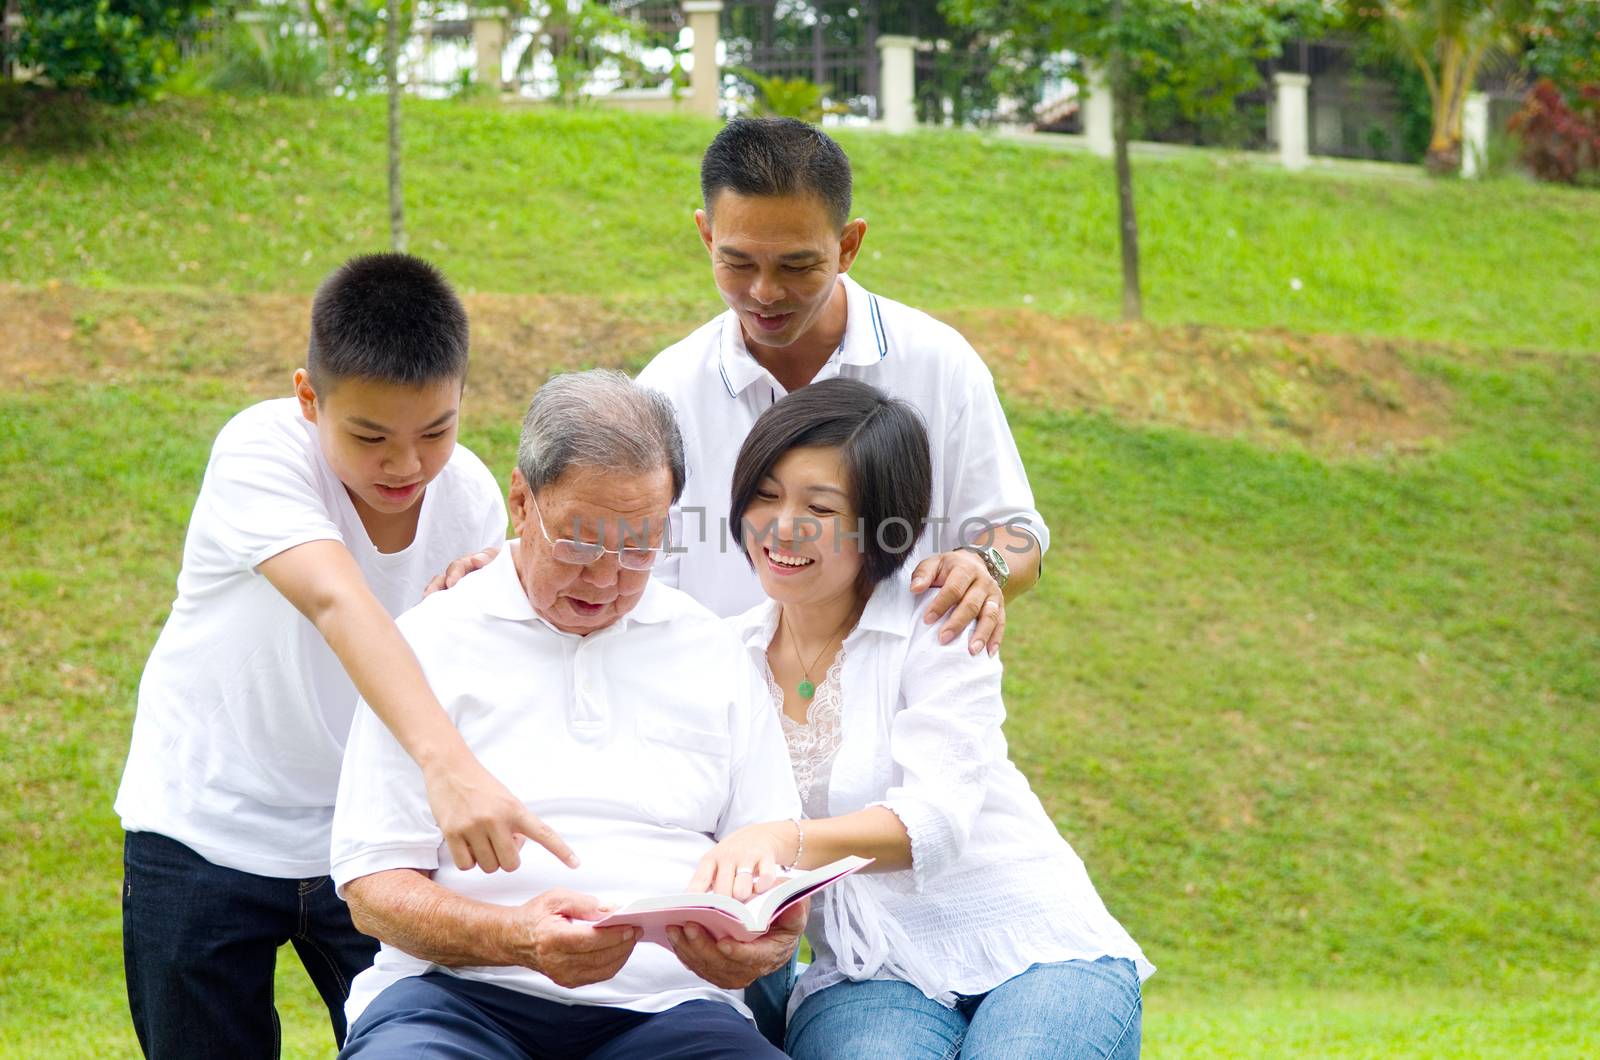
[962,544,1010,590]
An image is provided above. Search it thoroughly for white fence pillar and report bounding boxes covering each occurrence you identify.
[1274,72,1310,171]
[683,1,724,118]
[1083,64,1113,158]
[1462,91,1489,178]
[876,35,917,132]
[470,9,507,92]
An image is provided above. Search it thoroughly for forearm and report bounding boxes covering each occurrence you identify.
[978,524,1041,602]
[796,807,912,874]
[313,592,470,773]
[346,869,525,968]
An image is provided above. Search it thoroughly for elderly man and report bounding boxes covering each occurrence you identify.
[330,370,802,1059]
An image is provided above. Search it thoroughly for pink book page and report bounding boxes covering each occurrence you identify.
[590,855,872,947]
[598,906,768,946]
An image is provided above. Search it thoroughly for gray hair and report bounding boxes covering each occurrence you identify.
[516,369,686,502]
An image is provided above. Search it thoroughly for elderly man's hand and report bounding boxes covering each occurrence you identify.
[665,899,807,990]
[512,889,639,989]
[423,545,501,597]
[909,548,1005,656]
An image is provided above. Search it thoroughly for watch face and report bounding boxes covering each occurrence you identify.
[987,546,1010,578]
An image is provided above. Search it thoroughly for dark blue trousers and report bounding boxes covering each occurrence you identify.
[340,972,787,1060]
[122,829,379,1059]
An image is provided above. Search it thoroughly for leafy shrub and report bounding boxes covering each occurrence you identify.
[733,67,842,122]
[7,0,212,103]
[1509,79,1600,185]
[206,23,327,97]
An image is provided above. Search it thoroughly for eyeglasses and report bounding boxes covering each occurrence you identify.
[529,493,667,571]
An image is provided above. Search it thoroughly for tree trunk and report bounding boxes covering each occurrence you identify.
[1111,72,1142,323]
[1424,37,1465,175]
[385,0,405,252]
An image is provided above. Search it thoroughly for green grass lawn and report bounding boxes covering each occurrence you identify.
[3,93,1599,352]
[2,95,1598,1055]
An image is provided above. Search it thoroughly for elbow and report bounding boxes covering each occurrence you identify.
[342,878,385,940]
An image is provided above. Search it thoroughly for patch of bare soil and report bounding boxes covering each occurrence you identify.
[2,283,1454,455]
[949,309,1455,456]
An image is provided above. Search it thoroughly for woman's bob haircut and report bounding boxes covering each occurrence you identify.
[730,378,933,590]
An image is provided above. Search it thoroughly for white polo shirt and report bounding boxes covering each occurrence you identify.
[331,545,801,1024]
[636,273,1048,617]
[115,398,507,878]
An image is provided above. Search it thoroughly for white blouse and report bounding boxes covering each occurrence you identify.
[733,568,1154,1013]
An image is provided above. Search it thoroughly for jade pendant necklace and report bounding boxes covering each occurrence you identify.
[781,608,858,700]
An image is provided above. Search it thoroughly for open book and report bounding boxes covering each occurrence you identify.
[592,855,873,945]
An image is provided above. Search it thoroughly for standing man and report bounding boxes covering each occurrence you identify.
[636,118,1046,655]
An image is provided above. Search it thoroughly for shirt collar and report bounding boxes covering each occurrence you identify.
[733,564,914,653]
[835,273,891,368]
[715,274,889,399]
[477,541,677,632]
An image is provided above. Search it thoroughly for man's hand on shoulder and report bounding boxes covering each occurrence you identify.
[423,545,500,597]
[666,899,807,990]
[910,549,1006,657]
[512,889,639,989]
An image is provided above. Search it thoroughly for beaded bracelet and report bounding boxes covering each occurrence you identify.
[785,817,805,871]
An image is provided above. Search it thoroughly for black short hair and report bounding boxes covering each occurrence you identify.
[701,118,853,229]
[306,253,469,391]
[730,378,932,590]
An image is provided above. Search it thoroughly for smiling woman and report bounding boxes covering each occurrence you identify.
[697,378,1153,1060]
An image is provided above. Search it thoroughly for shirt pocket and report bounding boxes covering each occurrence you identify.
[633,716,733,833]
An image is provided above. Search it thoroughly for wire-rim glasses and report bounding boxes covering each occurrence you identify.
[529,493,667,571]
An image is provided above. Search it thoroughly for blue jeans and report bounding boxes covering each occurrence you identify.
[341,971,786,1059]
[122,829,379,1059]
[786,957,1142,1060]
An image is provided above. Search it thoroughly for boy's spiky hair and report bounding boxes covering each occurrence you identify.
[307,254,469,390]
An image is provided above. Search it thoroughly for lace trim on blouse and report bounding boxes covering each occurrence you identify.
[765,649,845,821]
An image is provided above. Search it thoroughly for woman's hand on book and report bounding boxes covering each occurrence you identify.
[688,821,798,901]
[666,899,808,989]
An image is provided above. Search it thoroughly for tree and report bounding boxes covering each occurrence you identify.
[1353,1,1533,174]
[7,0,211,103]
[943,0,1319,322]
[508,1,660,106]
[1521,0,1600,89]
[303,0,418,96]
[385,0,403,251]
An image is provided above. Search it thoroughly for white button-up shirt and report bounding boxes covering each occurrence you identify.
[730,569,1153,1011]
[331,545,801,1024]
[637,274,1049,617]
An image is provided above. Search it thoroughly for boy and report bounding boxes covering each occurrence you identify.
[115,254,573,1059]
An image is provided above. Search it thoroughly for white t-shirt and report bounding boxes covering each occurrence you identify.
[115,398,508,879]
[332,546,800,1024]
[636,273,1049,617]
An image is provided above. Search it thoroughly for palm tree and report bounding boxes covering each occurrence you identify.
[1373,0,1528,174]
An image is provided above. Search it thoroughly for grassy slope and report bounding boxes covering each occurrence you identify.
[2,95,1599,351]
[2,97,1598,1054]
